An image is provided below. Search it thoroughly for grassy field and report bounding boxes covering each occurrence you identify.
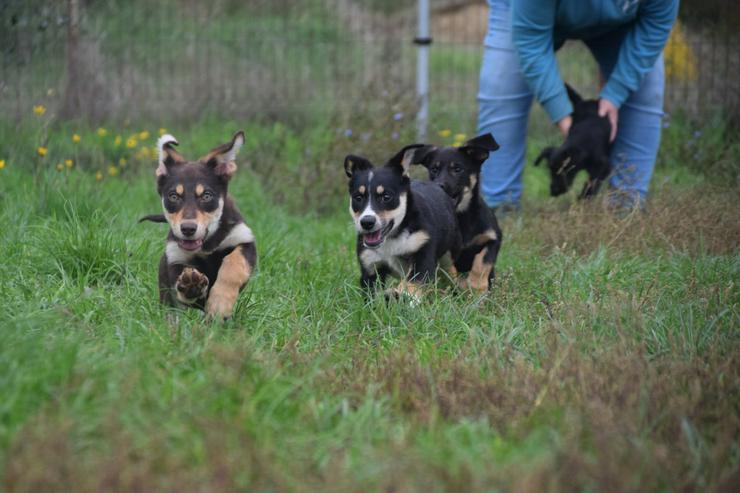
[0,112,739,492]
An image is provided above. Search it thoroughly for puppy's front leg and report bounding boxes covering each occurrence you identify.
[205,243,256,320]
[464,246,494,292]
[390,248,435,302]
[174,267,210,305]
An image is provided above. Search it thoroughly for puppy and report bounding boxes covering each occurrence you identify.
[140,131,256,320]
[344,144,461,300]
[534,83,612,199]
[413,134,503,292]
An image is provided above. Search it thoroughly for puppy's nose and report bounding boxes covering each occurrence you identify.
[360,216,376,231]
[180,223,198,237]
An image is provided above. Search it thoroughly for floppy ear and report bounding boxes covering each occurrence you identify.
[385,144,434,176]
[344,155,373,178]
[459,133,499,163]
[156,134,185,177]
[565,83,583,106]
[201,131,245,179]
[534,146,555,166]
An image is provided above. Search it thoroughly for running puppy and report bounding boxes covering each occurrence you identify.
[141,131,256,320]
[344,144,461,300]
[413,134,503,292]
[534,83,613,199]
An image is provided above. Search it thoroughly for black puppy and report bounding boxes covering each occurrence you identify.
[140,132,257,320]
[344,144,462,301]
[534,84,612,199]
[413,134,502,292]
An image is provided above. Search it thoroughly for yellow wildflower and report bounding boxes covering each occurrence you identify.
[72,134,81,143]
[139,146,151,159]
[56,163,64,172]
[126,137,137,148]
[138,130,150,140]
[114,135,122,147]
[65,159,74,168]
[95,171,103,181]
[454,133,466,142]
[33,105,46,116]
[108,164,119,177]
[437,129,451,138]
[0,159,6,169]
[158,128,167,136]
[97,128,108,137]
[665,21,697,82]
[37,146,48,157]
[118,158,127,167]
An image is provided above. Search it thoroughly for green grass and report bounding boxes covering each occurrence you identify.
[0,115,738,491]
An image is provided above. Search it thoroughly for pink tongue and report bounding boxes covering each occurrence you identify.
[364,230,382,243]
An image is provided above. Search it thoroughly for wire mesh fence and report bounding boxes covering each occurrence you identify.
[1,0,738,127]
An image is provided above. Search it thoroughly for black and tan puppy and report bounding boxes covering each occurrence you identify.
[534,83,613,199]
[413,134,502,292]
[344,144,461,300]
[140,131,256,320]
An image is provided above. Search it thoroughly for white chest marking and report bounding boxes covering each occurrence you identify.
[359,229,430,277]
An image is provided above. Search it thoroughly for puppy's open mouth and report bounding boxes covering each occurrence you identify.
[362,221,394,248]
[178,239,204,251]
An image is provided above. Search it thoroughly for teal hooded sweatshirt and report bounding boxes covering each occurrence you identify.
[509,0,679,123]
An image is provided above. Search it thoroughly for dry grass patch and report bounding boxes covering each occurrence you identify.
[512,186,740,256]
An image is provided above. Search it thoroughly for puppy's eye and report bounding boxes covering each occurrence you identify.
[168,192,181,202]
[452,164,463,173]
[201,191,213,202]
[381,192,393,203]
[352,193,363,202]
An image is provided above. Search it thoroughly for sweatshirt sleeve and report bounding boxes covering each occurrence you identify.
[511,0,572,124]
[599,0,679,108]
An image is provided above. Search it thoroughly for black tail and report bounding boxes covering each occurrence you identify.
[138,214,167,223]
[565,83,583,105]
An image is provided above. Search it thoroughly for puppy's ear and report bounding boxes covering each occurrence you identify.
[459,133,499,163]
[386,144,434,176]
[565,83,583,106]
[534,146,555,166]
[156,134,185,177]
[201,131,245,180]
[411,145,437,168]
[344,155,373,178]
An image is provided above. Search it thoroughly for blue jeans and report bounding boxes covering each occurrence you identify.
[477,0,665,208]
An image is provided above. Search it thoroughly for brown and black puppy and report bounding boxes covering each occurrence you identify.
[140,131,256,320]
[413,134,502,292]
[345,144,461,301]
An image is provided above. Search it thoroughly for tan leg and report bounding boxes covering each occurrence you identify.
[463,247,492,293]
[205,248,253,320]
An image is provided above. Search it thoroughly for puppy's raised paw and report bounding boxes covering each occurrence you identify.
[176,267,209,304]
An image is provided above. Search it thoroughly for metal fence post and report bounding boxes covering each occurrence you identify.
[415,0,431,141]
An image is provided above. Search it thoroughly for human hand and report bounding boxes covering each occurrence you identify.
[557,115,572,137]
[598,98,618,143]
